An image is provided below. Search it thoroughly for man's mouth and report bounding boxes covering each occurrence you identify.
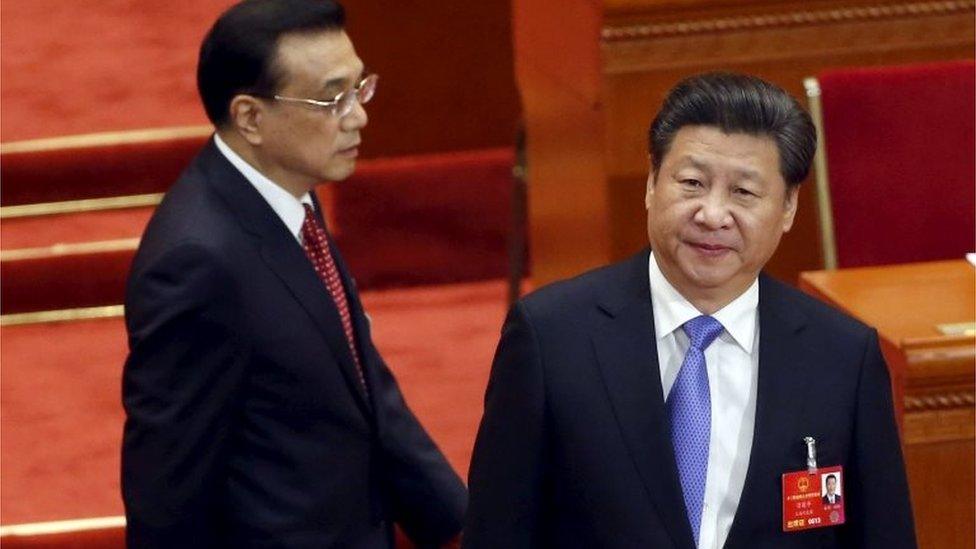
[686,240,733,256]
[337,143,360,157]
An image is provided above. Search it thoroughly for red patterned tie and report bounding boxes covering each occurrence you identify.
[300,204,368,394]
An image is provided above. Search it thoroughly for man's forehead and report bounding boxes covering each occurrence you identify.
[671,126,777,154]
[275,30,363,87]
[665,127,780,176]
[670,153,765,180]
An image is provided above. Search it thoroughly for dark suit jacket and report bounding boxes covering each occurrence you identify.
[464,250,915,548]
[823,494,843,505]
[122,139,466,548]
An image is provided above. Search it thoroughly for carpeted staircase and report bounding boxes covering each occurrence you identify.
[1,129,519,315]
[0,128,521,546]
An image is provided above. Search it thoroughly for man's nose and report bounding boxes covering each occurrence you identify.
[341,100,368,131]
[693,190,732,229]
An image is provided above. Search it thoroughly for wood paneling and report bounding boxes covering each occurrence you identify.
[799,260,976,549]
[343,2,520,157]
[515,0,975,285]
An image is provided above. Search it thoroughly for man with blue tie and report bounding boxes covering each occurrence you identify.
[463,73,916,548]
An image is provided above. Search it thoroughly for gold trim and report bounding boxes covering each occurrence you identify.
[0,238,140,261]
[1,125,212,154]
[937,321,976,336]
[903,333,976,350]
[601,0,976,41]
[905,391,976,412]
[0,516,125,536]
[805,77,839,270]
[0,193,162,219]
[0,305,125,327]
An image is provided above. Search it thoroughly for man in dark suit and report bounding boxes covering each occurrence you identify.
[464,73,916,548]
[121,1,465,546]
[823,474,843,505]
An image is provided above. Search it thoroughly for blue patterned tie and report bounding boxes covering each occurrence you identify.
[668,315,724,546]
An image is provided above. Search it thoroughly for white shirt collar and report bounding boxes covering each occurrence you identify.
[648,251,759,352]
[213,133,313,241]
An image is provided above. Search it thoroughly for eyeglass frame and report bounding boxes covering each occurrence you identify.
[256,73,378,118]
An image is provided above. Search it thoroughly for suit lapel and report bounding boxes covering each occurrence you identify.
[259,235,373,416]
[201,141,372,417]
[309,193,377,413]
[723,274,811,548]
[590,250,696,549]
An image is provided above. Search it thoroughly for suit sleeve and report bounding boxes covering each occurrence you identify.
[328,238,466,547]
[121,242,248,548]
[463,302,547,549]
[369,355,467,547]
[842,328,917,548]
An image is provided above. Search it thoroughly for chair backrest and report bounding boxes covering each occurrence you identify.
[806,60,975,269]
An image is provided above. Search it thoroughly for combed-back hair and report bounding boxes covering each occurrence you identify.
[197,0,346,126]
[649,72,817,187]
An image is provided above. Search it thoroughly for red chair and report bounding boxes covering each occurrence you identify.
[805,60,975,269]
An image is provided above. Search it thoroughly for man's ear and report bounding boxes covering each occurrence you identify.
[644,170,657,210]
[782,184,800,232]
[228,94,264,146]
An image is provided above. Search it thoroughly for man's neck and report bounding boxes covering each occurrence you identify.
[216,129,311,198]
[656,263,756,315]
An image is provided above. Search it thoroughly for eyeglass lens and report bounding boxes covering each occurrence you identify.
[336,75,378,117]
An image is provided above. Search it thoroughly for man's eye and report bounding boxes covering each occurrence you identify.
[734,187,756,197]
[320,89,345,103]
[681,179,702,188]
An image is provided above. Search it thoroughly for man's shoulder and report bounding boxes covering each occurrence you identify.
[519,251,645,320]
[760,273,874,340]
[132,142,244,271]
[157,139,228,212]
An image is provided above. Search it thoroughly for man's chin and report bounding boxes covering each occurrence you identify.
[323,162,357,183]
[678,261,741,291]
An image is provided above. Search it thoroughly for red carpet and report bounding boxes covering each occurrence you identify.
[0,279,507,525]
[0,1,519,157]
[0,209,153,249]
[0,1,219,142]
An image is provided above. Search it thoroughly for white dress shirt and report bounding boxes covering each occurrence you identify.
[648,252,759,549]
[213,133,313,243]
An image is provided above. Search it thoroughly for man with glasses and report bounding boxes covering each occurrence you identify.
[121,1,466,547]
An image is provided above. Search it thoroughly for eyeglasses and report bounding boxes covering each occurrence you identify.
[265,73,378,118]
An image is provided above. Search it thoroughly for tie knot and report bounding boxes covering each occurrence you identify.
[301,203,321,233]
[682,315,724,350]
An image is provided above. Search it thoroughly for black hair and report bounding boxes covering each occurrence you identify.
[197,0,346,126]
[826,474,837,482]
[649,72,817,187]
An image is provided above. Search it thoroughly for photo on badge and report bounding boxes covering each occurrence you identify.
[821,471,843,507]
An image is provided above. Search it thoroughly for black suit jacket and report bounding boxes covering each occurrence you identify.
[464,250,915,548]
[122,139,466,548]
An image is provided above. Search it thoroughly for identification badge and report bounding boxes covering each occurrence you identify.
[782,437,845,532]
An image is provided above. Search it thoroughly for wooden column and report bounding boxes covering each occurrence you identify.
[513,0,612,284]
